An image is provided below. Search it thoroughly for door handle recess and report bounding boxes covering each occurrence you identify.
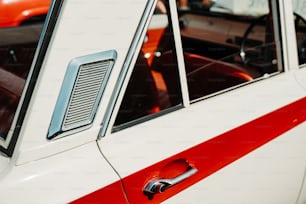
[143,167,198,199]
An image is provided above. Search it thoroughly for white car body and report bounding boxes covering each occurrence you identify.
[0,0,306,203]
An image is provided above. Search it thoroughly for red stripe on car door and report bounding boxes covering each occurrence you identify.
[72,97,306,204]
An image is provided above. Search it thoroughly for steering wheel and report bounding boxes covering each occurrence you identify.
[239,14,278,75]
[240,15,267,65]
[294,12,306,29]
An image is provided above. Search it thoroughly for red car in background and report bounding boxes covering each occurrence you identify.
[0,0,51,28]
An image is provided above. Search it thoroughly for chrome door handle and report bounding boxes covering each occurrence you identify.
[143,167,198,197]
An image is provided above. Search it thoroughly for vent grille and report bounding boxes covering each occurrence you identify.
[63,61,110,129]
[48,50,117,139]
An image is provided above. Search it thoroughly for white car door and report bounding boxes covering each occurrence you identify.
[92,0,306,203]
[291,1,306,203]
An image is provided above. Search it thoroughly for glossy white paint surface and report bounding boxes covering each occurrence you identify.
[0,0,305,203]
[0,142,121,203]
[14,0,147,164]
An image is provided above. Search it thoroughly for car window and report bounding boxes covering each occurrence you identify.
[0,28,41,139]
[0,0,52,154]
[113,0,282,130]
[113,2,183,130]
[292,0,306,65]
[178,0,282,101]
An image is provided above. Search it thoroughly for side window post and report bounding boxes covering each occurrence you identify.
[112,0,183,131]
[169,0,191,107]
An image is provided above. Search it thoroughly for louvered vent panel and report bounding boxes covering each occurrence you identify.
[63,61,110,129]
[48,50,117,139]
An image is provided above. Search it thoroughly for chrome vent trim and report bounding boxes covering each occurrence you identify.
[48,50,117,139]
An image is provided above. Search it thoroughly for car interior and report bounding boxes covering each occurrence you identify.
[114,0,282,128]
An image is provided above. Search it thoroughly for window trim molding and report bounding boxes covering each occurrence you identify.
[99,0,157,138]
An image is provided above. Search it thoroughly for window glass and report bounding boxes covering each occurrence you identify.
[113,0,283,130]
[293,0,306,65]
[178,0,282,100]
[113,1,182,129]
[0,1,51,141]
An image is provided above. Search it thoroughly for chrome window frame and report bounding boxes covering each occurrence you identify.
[99,0,157,136]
